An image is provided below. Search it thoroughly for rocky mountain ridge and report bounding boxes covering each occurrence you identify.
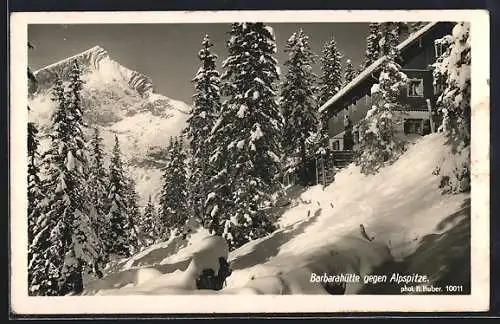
[29,46,191,204]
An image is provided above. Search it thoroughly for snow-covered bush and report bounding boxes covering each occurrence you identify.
[431,22,471,193]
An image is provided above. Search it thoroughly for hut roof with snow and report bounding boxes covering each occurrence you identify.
[319,22,455,120]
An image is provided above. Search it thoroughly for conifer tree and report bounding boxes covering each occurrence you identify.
[317,37,343,156]
[356,40,407,175]
[27,116,41,243]
[207,23,282,250]
[280,29,318,185]
[140,195,158,245]
[432,22,471,193]
[318,37,344,106]
[27,42,41,245]
[105,135,132,257]
[184,35,221,227]
[379,22,401,58]
[158,137,174,239]
[124,176,142,253]
[28,78,65,296]
[343,59,357,85]
[28,78,67,297]
[159,136,188,239]
[87,127,109,276]
[29,61,99,295]
[362,23,381,69]
[60,61,100,294]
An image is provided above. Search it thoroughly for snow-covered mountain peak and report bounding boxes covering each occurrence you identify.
[31,44,191,123]
[34,45,156,98]
[35,45,108,72]
[30,46,192,204]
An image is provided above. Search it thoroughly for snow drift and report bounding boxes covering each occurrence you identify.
[82,133,470,295]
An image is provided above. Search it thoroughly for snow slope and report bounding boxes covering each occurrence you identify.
[29,46,191,204]
[81,133,470,295]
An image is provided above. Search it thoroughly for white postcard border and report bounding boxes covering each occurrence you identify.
[10,9,490,314]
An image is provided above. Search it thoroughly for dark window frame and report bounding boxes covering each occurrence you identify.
[407,78,425,98]
[403,118,424,135]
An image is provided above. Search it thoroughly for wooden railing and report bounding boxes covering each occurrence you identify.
[282,150,359,188]
[331,150,358,167]
[316,150,358,186]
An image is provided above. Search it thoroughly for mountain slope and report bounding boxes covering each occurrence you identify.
[29,46,191,203]
[81,133,470,295]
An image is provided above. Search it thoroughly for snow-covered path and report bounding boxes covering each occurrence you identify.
[82,133,470,295]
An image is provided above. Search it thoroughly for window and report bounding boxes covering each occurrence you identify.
[414,122,421,134]
[331,140,340,151]
[407,79,424,97]
[403,119,424,135]
[353,130,360,144]
[435,41,445,58]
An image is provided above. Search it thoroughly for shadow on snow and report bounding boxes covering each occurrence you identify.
[359,198,470,294]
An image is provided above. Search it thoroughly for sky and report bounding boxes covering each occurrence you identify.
[28,23,369,104]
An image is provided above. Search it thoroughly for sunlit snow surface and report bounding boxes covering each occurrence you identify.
[81,134,470,295]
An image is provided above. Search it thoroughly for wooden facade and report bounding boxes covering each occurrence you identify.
[285,22,454,187]
[323,22,454,152]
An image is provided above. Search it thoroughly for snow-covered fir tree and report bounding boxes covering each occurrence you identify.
[343,59,357,86]
[27,47,41,245]
[356,43,407,175]
[139,195,159,246]
[159,136,188,239]
[29,61,100,296]
[432,22,471,193]
[124,176,142,253]
[280,29,318,185]
[28,77,66,296]
[362,23,381,69]
[317,37,343,156]
[86,127,109,277]
[105,135,132,258]
[318,37,344,106]
[27,116,41,243]
[27,44,45,294]
[184,35,221,227]
[379,22,404,58]
[60,61,100,293]
[207,23,282,250]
